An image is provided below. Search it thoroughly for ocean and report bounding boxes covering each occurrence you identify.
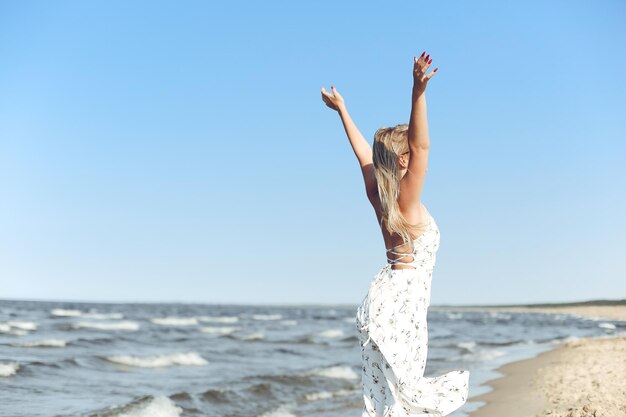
[1,299,624,417]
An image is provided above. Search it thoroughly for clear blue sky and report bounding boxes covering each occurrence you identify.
[1,1,624,306]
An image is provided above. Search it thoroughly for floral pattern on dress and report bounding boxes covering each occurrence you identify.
[355,213,470,417]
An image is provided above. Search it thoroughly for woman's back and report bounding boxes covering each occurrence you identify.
[375,201,439,271]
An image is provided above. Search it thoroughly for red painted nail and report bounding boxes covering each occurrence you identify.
[433,68,438,72]
[420,51,425,58]
[425,54,430,60]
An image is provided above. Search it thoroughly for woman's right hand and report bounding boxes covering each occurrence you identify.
[413,51,438,95]
[321,85,345,112]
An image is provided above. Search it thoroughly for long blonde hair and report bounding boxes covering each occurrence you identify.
[373,123,428,247]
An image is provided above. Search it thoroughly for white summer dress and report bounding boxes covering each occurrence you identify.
[355,207,470,417]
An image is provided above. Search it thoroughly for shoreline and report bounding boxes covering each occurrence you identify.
[464,304,626,417]
[439,304,626,321]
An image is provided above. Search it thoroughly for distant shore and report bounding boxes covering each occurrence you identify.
[436,303,626,321]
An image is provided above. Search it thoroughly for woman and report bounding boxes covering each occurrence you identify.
[321,51,470,417]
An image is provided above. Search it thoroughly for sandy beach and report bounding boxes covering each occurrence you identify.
[466,305,626,417]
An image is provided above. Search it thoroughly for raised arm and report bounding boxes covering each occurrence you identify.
[400,52,438,207]
[321,86,377,200]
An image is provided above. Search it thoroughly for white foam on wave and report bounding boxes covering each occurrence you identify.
[12,339,68,348]
[51,308,83,317]
[455,348,507,362]
[0,323,30,336]
[105,352,208,368]
[305,365,359,380]
[576,315,624,322]
[281,320,298,326]
[51,308,123,320]
[251,314,282,321]
[150,317,198,326]
[305,391,333,401]
[73,321,140,331]
[598,322,616,329]
[0,321,38,336]
[304,388,355,401]
[82,312,124,320]
[488,311,512,320]
[257,402,297,417]
[6,321,38,330]
[554,335,580,345]
[197,315,239,323]
[446,312,463,320]
[0,362,19,377]
[457,341,476,351]
[315,329,344,338]
[113,395,182,417]
[238,332,264,341]
[200,326,239,335]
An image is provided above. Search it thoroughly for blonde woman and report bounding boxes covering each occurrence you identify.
[321,51,470,417]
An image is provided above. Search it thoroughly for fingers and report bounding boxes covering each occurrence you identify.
[425,68,438,81]
[415,51,431,66]
[416,51,426,65]
[414,56,422,76]
[415,51,434,67]
[414,52,427,78]
[414,51,438,81]
[321,86,339,109]
[321,88,334,105]
[321,86,338,97]
[424,56,433,71]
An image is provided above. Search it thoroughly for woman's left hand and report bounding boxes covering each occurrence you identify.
[321,85,345,112]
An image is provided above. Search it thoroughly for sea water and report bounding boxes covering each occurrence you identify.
[0,299,624,417]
